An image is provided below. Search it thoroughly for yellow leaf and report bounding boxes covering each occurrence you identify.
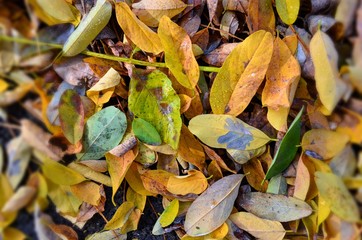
[315,172,360,222]
[336,109,362,144]
[70,181,101,206]
[159,199,179,227]
[106,149,137,205]
[28,0,80,26]
[166,170,208,195]
[0,79,8,93]
[302,200,318,239]
[248,0,275,33]
[125,163,155,196]
[126,187,146,211]
[140,170,173,196]
[132,0,187,27]
[2,227,27,240]
[266,107,289,132]
[210,30,274,115]
[310,29,348,115]
[276,0,300,25]
[115,2,163,54]
[181,222,229,239]
[1,186,36,213]
[302,129,349,160]
[158,16,199,89]
[104,201,135,230]
[120,208,142,234]
[262,37,300,110]
[243,158,268,192]
[230,212,285,240]
[317,195,330,227]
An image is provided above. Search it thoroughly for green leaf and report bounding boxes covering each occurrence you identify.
[132,118,162,145]
[264,106,304,180]
[275,0,300,25]
[315,171,360,222]
[184,174,244,236]
[267,174,287,195]
[62,0,112,57]
[159,199,179,227]
[59,89,84,144]
[188,114,271,150]
[128,69,181,150]
[78,106,127,160]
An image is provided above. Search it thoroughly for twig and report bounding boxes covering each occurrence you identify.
[0,35,221,72]
[289,25,310,55]
[200,24,244,41]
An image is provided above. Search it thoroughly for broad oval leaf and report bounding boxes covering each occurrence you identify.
[62,0,112,57]
[132,118,162,145]
[310,29,348,115]
[132,0,187,27]
[116,2,163,54]
[128,69,181,150]
[315,171,360,222]
[230,212,286,240]
[275,0,300,25]
[166,170,208,195]
[59,89,84,144]
[237,192,312,222]
[248,0,275,33]
[77,106,127,160]
[264,106,303,180]
[210,30,273,116]
[158,16,200,89]
[184,174,244,236]
[188,114,271,150]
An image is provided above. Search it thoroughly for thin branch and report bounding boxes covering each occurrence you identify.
[200,24,244,42]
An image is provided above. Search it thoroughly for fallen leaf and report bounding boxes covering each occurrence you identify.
[128,69,181,150]
[293,154,311,201]
[48,223,78,240]
[184,174,243,236]
[134,143,157,167]
[62,0,112,56]
[86,229,126,240]
[310,29,348,115]
[159,199,179,227]
[209,30,274,115]
[1,186,36,213]
[120,208,142,234]
[243,158,268,192]
[248,0,275,33]
[230,212,286,240]
[266,174,287,195]
[140,169,173,196]
[237,192,312,222]
[77,106,127,160]
[125,163,155,196]
[132,0,187,27]
[315,171,360,222]
[70,181,101,206]
[115,2,163,54]
[275,0,300,25]
[166,170,208,195]
[336,108,362,144]
[104,201,135,230]
[126,187,146,211]
[227,145,266,164]
[264,106,303,180]
[202,43,238,67]
[132,118,162,145]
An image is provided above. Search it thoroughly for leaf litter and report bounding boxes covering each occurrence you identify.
[0,0,361,239]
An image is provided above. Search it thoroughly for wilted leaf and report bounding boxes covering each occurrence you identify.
[129,69,181,150]
[77,106,127,160]
[267,174,287,195]
[132,118,162,145]
[48,223,78,240]
[126,187,146,211]
[158,16,200,89]
[220,11,239,39]
[230,212,286,240]
[209,30,274,115]
[301,129,349,160]
[275,0,300,25]
[227,145,266,164]
[264,106,303,180]
[202,43,238,67]
[336,109,362,144]
[189,114,271,150]
[243,157,268,192]
[62,0,112,57]
[28,0,80,26]
[70,181,101,206]
[132,0,187,27]
[125,163,155,196]
[59,89,84,144]
[159,199,179,227]
[104,201,135,230]
[184,174,243,236]
[248,0,275,33]
[115,2,163,54]
[106,149,137,205]
[140,169,173,196]
[166,170,208,195]
[315,171,360,222]
[134,143,157,167]
[237,192,312,222]
[310,29,348,115]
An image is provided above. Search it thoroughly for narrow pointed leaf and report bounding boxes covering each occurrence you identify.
[264,106,303,180]
[132,118,162,145]
[184,174,244,236]
[158,16,199,89]
[104,201,135,230]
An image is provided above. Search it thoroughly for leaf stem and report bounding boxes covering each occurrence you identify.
[0,35,220,72]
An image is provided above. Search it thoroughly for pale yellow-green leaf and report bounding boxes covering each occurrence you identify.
[126,187,146,211]
[210,30,273,115]
[104,201,135,230]
[310,30,348,115]
[315,171,360,222]
[116,2,163,54]
[230,212,286,240]
[132,0,187,27]
[166,170,208,195]
[159,199,179,227]
[188,114,271,150]
[275,0,300,25]
[0,79,8,93]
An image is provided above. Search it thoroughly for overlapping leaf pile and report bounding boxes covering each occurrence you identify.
[0,0,362,239]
